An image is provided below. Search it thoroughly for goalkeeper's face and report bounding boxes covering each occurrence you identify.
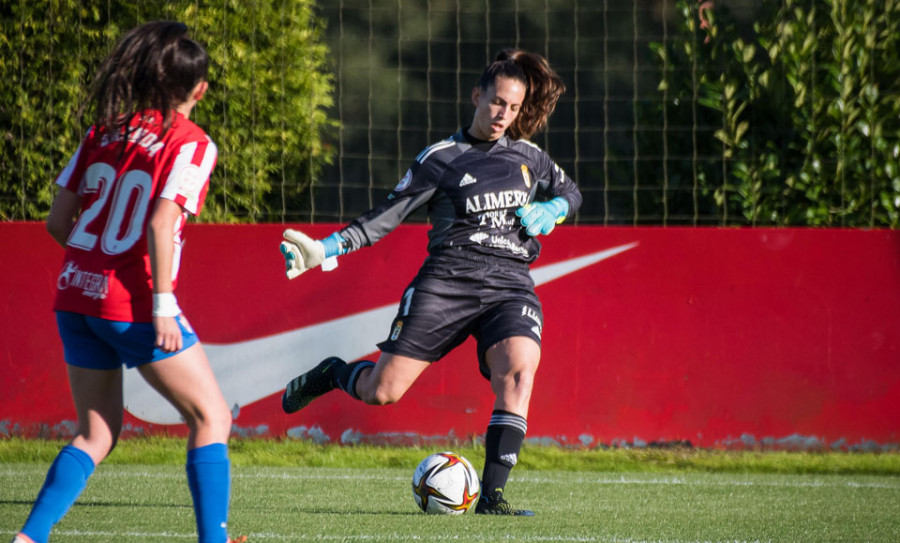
[469,75,525,141]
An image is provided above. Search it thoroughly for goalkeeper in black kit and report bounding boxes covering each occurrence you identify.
[279,48,582,516]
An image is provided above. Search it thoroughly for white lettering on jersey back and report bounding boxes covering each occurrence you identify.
[99,127,165,157]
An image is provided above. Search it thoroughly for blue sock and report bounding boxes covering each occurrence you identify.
[334,360,375,400]
[21,445,95,543]
[186,443,231,543]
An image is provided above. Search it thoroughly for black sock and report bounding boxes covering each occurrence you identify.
[334,360,375,400]
[481,410,527,499]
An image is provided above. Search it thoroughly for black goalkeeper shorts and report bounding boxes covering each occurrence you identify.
[377,249,543,379]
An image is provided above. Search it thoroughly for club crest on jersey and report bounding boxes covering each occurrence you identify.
[520,164,532,188]
[390,320,404,341]
[394,169,413,192]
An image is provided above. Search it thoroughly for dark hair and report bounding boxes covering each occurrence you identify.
[477,49,565,140]
[87,21,209,136]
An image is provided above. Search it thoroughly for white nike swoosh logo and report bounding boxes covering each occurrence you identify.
[123,242,639,423]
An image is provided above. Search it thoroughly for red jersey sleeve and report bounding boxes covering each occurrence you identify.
[158,134,217,216]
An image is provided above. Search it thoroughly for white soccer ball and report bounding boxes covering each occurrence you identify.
[411,451,481,514]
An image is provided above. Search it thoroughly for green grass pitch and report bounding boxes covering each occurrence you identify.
[1,439,899,542]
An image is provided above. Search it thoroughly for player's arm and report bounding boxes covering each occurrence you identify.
[280,181,436,279]
[48,133,91,247]
[280,143,451,279]
[46,187,83,248]
[147,198,185,353]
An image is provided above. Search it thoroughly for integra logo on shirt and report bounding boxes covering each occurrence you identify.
[465,190,529,213]
[57,261,109,300]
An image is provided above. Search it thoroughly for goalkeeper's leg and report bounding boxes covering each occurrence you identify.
[283,353,430,413]
[282,357,346,413]
[341,353,429,406]
[475,336,539,517]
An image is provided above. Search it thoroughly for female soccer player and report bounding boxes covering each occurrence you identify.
[11,22,245,543]
[279,48,582,516]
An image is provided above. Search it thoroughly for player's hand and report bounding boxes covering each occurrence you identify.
[153,315,183,353]
[280,228,326,279]
[516,197,569,236]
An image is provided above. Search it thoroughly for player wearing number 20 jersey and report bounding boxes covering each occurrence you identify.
[12,22,247,543]
[53,110,216,322]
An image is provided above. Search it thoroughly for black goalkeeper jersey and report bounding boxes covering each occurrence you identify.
[339,128,583,264]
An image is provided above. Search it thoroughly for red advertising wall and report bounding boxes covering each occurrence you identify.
[1,222,898,450]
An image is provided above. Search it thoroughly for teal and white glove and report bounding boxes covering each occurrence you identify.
[516,197,569,236]
[280,230,346,279]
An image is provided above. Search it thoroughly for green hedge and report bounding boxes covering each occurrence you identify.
[0,1,335,223]
[4,1,899,227]
[652,0,900,227]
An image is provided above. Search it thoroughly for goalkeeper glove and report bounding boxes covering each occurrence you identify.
[516,197,569,236]
[280,230,346,279]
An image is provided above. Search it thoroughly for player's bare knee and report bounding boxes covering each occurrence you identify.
[217,408,234,435]
[73,429,118,464]
[209,404,233,436]
[363,385,402,406]
[183,402,232,437]
[515,370,536,392]
[496,368,535,392]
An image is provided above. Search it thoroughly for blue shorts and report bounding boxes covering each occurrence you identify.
[56,311,199,370]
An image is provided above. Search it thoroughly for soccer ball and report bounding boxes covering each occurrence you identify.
[411,451,481,514]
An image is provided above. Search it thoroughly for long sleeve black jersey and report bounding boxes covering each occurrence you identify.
[338,128,583,264]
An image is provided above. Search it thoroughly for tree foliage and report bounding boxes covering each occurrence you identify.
[653,0,900,227]
[5,1,899,227]
[0,1,335,223]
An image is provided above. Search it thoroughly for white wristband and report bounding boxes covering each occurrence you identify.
[321,256,338,272]
[152,293,181,317]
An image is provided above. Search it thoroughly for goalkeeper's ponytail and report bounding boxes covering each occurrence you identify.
[476,49,566,140]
